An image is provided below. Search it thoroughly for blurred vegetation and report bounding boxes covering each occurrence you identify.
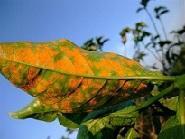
[50,0,184,138]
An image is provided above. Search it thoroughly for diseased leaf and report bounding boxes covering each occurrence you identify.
[0,39,175,127]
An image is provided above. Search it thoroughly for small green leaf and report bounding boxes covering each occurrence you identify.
[125,128,140,139]
[160,97,178,111]
[10,99,57,122]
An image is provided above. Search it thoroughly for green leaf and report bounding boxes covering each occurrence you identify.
[58,113,87,128]
[10,99,57,122]
[125,128,140,139]
[160,96,178,111]
[83,106,138,135]
[174,74,185,90]
[159,89,185,139]
[77,125,115,139]
[158,116,185,139]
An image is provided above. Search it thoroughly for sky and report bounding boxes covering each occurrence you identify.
[0,0,184,139]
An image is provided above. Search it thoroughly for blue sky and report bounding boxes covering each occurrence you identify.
[0,0,184,139]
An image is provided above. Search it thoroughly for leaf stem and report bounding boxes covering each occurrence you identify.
[144,7,165,71]
[159,18,168,40]
[136,85,174,110]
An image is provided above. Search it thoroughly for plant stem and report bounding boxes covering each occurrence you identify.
[159,18,168,40]
[178,90,185,135]
[142,41,162,63]
[136,85,174,110]
[144,8,160,38]
[144,8,165,71]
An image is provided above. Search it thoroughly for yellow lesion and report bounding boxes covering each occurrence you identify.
[1,62,24,85]
[59,100,73,112]
[36,45,56,68]
[54,56,76,73]
[59,47,93,75]
[68,77,83,90]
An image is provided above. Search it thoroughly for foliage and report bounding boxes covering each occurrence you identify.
[81,36,109,51]
[0,0,184,139]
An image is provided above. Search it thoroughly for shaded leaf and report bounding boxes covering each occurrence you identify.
[158,116,185,139]
[83,106,138,135]
[58,113,86,128]
[77,125,115,139]
[160,97,178,111]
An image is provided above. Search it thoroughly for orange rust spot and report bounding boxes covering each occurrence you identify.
[58,46,93,75]
[60,100,72,112]
[122,82,131,90]
[136,83,147,91]
[54,56,76,73]
[94,69,106,76]
[68,77,83,90]
[88,98,97,106]
[27,67,39,81]
[36,45,56,68]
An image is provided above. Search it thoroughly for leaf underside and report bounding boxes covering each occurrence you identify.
[0,38,177,136]
[0,39,169,113]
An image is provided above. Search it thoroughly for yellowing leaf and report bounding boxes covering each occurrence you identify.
[0,39,174,114]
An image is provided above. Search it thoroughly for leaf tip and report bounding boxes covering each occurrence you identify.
[9,112,20,119]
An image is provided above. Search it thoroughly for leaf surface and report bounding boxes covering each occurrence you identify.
[0,39,174,115]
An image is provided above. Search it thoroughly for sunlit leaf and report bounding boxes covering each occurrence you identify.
[125,128,140,139]
[0,39,175,126]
